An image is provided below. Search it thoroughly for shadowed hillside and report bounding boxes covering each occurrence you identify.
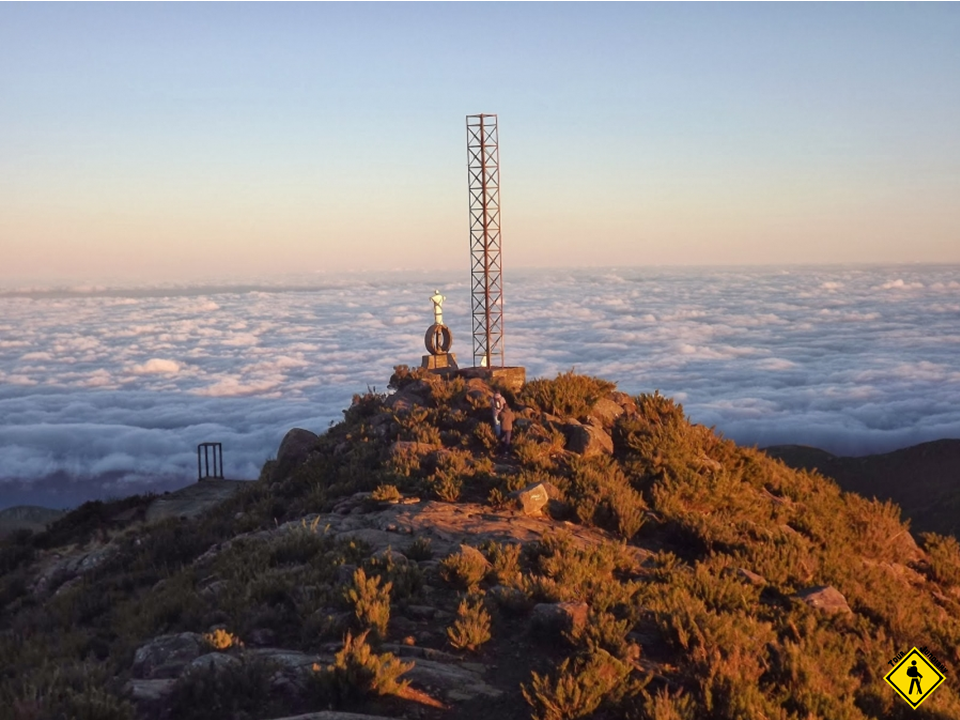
[2,367,960,720]
[765,439,960,539]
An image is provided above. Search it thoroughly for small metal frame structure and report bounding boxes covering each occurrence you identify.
[197,442,224,481]
[466,113,504,368]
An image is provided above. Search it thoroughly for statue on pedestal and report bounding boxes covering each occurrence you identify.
[423,289,458,371]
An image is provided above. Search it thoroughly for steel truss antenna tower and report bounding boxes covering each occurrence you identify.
[466,113,504,368]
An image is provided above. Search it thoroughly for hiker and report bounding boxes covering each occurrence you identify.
[491,392,506,437]
[907,660,923,694]
[500,401,515,453]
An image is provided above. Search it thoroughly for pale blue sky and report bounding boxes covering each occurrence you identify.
[2,3,958,283]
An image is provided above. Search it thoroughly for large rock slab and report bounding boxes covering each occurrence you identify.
[145,480,247,523]
[32,544,118,596]
[132,632,205,679]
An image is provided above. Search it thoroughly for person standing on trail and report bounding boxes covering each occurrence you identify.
[499,402,515,453]
[907,660,923,694]
[491,392,506,437]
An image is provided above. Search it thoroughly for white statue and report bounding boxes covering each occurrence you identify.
[431,289,445,325]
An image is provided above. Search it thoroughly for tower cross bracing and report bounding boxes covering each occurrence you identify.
[466,113,504,368]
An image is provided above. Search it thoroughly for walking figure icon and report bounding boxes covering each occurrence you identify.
[906,660,922,694]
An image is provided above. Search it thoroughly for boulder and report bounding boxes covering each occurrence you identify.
[32,545,118,595]
[457,543,492,570]
[611,391,638,415]
[531,601,589,635]
[276,428,319,478]
[132,632,204,679]
[563,421,614,456]
[512,483,550,516]
[796,585,851,614]
[589,397,625,427]
[384,388,425,413]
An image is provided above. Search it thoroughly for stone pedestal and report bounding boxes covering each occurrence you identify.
[422,353,459,371]
[456,366,526,393]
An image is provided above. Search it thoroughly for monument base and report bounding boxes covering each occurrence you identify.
[456,366,526,394]
[422,353,459,372]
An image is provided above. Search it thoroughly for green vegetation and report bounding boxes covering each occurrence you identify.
[447,595,492,652]
[2,367,959,719]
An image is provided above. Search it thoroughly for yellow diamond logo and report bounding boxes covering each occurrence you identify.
[885,647,946,708]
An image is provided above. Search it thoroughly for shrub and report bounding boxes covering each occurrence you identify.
[363,549,422,601]
[166,656,276,720]
[203,628,243,651]
[921,532,960,586]
[344,568,392,642]
[406,536,433,561]
[482,540,524,587]
[565,456,647,540]
[371,484,402,503]
[388,364,428,391]
[487,487,507,509]
[520,371,616,419]
[426,470,463,502]
[521,649,630,720]
[447,595,492,651]
[4,662,135,720]
[315,630,414,705]
[473,422,498,452]
[565,610,635,661]
[440,547,489,591]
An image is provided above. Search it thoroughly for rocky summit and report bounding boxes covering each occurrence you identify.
[2,366,960,720]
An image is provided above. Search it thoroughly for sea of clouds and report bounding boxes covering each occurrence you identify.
[1,265,958,509]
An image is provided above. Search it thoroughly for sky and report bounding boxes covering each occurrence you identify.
[2,3,959,284]
[2,265,958,509]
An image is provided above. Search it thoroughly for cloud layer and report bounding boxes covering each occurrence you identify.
[2,265,958,507]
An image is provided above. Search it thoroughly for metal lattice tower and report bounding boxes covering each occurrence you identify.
[466,113,504,368]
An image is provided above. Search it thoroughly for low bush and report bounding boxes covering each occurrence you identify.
[166,656,276,720]
[447,595,492,652]
[520,371,617,420]
[344,568,392,642]
[521,648,631,720]
[440,547,489,591]
[313,630,414,707]
[920,532,960,586]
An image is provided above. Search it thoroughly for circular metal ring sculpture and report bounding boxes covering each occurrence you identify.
[425,323,453,355]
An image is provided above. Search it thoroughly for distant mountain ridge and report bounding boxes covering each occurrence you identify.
[0,505,67,536]
[764,438,960,538]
